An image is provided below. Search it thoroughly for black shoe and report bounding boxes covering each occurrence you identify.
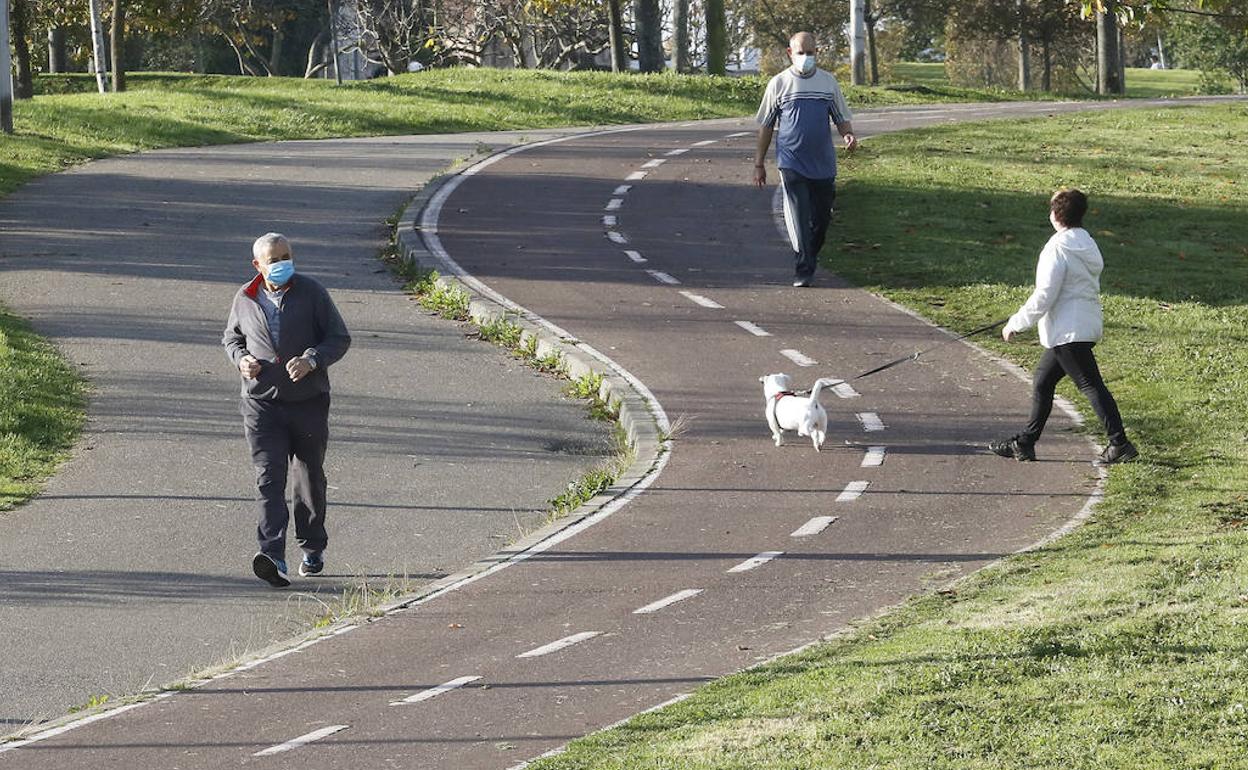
[252,552,290,588]
[988,436,1036,461]
[299,551,324,577]
[1095,441,1139,466]
[792,276,812,288]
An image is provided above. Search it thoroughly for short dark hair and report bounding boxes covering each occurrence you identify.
[1050,188,1087,228]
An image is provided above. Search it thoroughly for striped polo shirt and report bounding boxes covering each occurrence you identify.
[755,67,853,180]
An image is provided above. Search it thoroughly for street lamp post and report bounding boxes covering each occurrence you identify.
[1,0,14,134]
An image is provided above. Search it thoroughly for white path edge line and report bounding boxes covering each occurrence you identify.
[734,320,771,337]
[613,184,632,195]
[679,291,724,309]
[253,725,349,757]
[780,349,816,367]
[642,158,667,168]
[728,551,783,573]
[626,170,648,181]
[517,631,600,659]
[836,481,869,502]
[390,675,482,706]
[861,446,887,467]
[634,589,703,615]
[624,250,647,263]
[646,270,681,285]
[791,516,838,538]
[857,412,886,432]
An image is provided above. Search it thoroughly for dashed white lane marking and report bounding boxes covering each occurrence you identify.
[605,198,623,210]
[728,551,783,573]
[613,184,632,195]
[791,516,838,537]
[679,291,724,309]
[665,148,690,156]
[633,589,703,615]
[607,231,628,244]
[734,320,771,337]
[780,349,816,367]
[832,382,860,399]
[642,158,667,168]
[391,675,482,706]
[692,139,718,147]
[624,250,647,263]
[726,131,752,138]
[602,215,617,227]
[647,270,681,285]
[861,446,887,467]
[626,171,648,181]
[253,725,349,756]
[836,481,870,502]
[517,631,600,659]
[857,412,886,432]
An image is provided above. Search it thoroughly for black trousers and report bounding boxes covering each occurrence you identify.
[779,169,837,279]
[241,393,330,559]
[1023,342,1127,447]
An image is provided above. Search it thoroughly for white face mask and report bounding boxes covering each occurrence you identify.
[792,53,816,75]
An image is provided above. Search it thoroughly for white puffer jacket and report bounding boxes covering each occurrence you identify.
[1005,227,1104,348]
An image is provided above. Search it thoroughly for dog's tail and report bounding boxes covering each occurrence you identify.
[807,378,844,402]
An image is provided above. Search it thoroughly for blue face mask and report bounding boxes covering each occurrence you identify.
[265,260,295,286]
[793,53,816,75]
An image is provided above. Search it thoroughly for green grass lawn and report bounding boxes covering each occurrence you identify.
[890,61,1208,98]
[529,104,1248,768]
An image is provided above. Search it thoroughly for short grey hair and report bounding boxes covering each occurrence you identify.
[252,232,291,261]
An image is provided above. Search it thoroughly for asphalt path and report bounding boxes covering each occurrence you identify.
[2,96,1235,767]
[0,130,613,727]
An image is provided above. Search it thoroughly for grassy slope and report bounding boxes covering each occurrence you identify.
[532,104,1248,768]
[890,61,1206,98]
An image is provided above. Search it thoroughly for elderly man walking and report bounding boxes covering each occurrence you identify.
[223,233,351,587]
[754,31,858,287]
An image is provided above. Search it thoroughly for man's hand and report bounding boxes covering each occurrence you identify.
[238,354,262,379]
[286,355,314,383]
[843,133,859,151]
[753,164,767,188]
[1002,328,1016,343]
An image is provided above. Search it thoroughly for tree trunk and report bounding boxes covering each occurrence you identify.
[110,0,126,92]
[10,0,34,99]
[47,27,67,73]
[606,0,626,72]
[1156,31,1166,69]
[704,0,726,75]
[328,0,343,84]
[865,0,878,85]
[1016,0,1029,91]
[304,30,327,78]
[87,0,109,92]
[1096,8,1121,95]
[1117,25,1126,90]
[268,24,285,76]
[673,0,690,73]
[849,0,865,85]
[1042,36,1051,91]
[1,0,13,133]
[633,0,664,72]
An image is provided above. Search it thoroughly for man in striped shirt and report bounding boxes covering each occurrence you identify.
[754,31,858,287]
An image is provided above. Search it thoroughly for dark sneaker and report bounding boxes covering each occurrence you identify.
[252,552,290,588]
[793,276,812,288]
[299,552,324,577]
[1095,441,1139,466]
[988,436,1036,461]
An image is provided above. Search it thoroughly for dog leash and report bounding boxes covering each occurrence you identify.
[796,317,1009,394]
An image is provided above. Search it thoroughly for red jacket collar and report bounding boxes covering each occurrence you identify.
[244,273,296,299]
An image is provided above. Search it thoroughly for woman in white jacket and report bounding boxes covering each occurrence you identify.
[990,189,1138,465]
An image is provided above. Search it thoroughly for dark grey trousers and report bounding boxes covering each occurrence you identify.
[779,168,837,279]
[241,393,330,559]
[1023,342,1128,447]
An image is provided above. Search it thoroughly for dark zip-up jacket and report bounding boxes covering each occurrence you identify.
[222,273,351,401]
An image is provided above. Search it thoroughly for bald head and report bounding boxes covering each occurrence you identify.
[788,32,816,55]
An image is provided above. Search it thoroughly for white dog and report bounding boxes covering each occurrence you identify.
[759,373,841,452]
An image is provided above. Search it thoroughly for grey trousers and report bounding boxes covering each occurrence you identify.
[241,393,330,559]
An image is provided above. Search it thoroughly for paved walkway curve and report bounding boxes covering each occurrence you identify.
[0,96,1237,767]
[0,130,614,726]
